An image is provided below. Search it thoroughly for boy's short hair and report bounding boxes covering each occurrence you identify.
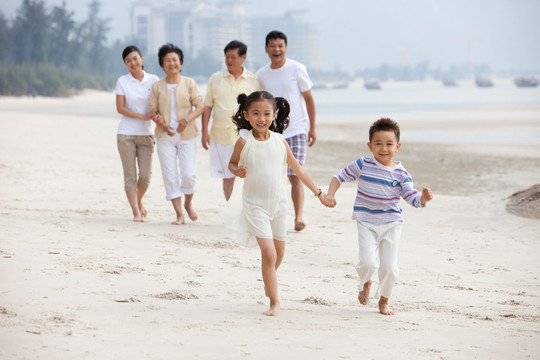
[224,40,247,56]
[265,30,287,46]
[369,118,400,142]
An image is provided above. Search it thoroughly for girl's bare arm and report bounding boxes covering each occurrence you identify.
[228,138,247,178]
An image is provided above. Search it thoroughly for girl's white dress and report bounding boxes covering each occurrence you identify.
[224,129,288,247]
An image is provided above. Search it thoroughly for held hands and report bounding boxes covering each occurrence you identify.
[317,192,329,206]
[323,194,336,208]
[421,187,433,206]
[143,111,155,120]
[153,113,166,127]
[153,113,176,136]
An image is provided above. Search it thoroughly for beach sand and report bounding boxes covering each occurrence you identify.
[1,91,539,359]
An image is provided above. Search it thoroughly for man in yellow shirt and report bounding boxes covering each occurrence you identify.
[201,40,260,200]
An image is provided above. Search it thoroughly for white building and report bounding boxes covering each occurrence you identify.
[130,0,320,73]
[250,10,321,70]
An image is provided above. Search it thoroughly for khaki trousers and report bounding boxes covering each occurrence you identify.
[117,134,155,191]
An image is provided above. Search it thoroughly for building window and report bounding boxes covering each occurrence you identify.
[137,15,148,36]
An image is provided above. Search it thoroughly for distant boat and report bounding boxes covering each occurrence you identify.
[312,82,329,90]
[364,81,381,90]
[332,82,349,89]
[514,76,539,88]
[475,77,494,87]
[442,79,458,87]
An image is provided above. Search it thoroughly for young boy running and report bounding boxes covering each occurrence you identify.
[324,118,433,315]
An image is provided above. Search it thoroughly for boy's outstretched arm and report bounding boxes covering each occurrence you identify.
[324,177,341,208]
[420,187,433,206]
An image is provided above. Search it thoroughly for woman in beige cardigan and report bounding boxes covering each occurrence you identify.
[148,43,204,225]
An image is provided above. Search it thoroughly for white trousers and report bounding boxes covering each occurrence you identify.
[156,133,197,201]
[355,221,402,299]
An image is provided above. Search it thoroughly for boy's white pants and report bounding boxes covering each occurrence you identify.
[156,133,197,201]
[355,221,402,299]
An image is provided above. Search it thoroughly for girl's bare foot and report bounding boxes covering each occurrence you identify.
[185,203,198,221]
[294,220,305,231]
[172,215,185,225]
[378,296,395,315]
[263,301,280,316]
[358,280,371,305]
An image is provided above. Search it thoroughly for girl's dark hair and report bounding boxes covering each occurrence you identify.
[158,43,184,67]
[232,91,290,134]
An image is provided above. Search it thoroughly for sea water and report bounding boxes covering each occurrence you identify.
[314,78,540,144]
[13,77,539,145]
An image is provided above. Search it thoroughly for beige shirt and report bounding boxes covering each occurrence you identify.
[148,77,203,140]
[204,68,260,146]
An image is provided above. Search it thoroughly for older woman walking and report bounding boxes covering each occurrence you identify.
[148,43,204,225]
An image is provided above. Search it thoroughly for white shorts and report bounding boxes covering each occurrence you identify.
[209,142,234,179]
[243,202,288,242]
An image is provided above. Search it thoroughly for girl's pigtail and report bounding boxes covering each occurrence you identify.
[237,93,248,106]
[232,93,251,132]
[272,97,290,134]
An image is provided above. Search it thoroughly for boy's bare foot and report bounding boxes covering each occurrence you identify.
[185,204,198,221]
[294,220,305,231]
[378,296,395,315]
[263,301,280,316]
[358,281,371,305]
[172,215,185,225]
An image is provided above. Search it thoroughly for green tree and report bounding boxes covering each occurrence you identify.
[80,0,110,73]
[11,0,50,64]
[48,2,76,67]
[184,48,221,78]
[0,12,9,62]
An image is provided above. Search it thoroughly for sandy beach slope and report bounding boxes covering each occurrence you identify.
[0,91,539,359]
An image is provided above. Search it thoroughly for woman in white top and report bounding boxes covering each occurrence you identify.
[115,45,159,222]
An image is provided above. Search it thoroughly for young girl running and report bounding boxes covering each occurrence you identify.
[228,91,327,316]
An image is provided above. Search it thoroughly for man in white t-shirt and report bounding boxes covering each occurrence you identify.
[256,30,317,232]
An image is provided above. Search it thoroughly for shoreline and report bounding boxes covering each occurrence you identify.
[2,90,540,145]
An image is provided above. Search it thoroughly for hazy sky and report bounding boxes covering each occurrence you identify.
[2,0,539,72]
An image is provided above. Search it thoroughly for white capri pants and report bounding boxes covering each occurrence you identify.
[156,133,197,201]
[355,221,402,299]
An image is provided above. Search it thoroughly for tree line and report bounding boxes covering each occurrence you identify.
[0,0,221,97]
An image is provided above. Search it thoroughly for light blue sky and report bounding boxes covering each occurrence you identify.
[1,0,539,73]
